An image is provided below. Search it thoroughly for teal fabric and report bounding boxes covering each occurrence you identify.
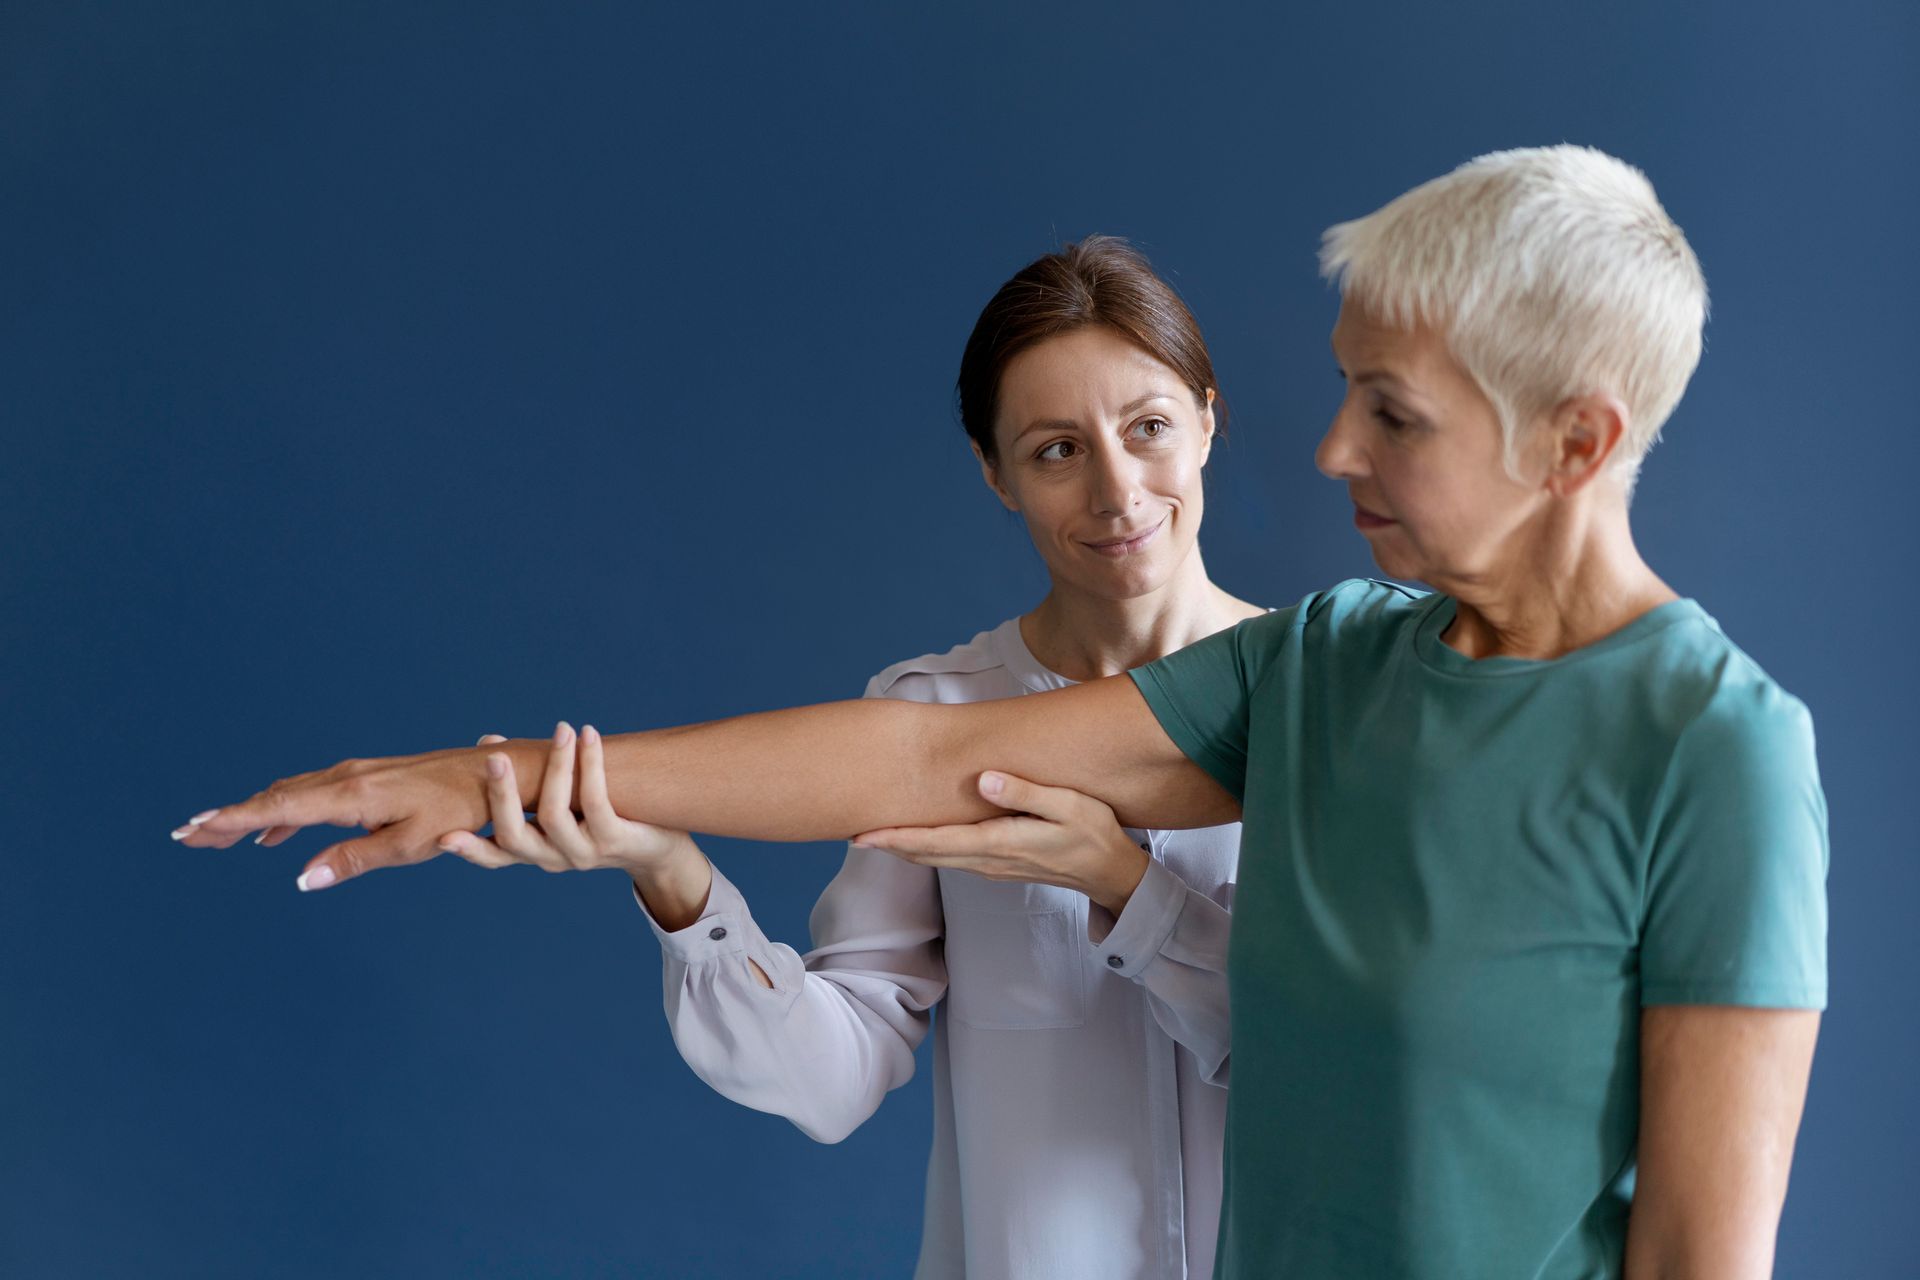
[1128,579,1829,1279]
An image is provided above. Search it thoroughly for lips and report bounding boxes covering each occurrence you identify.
[1083,515,1167,558]
[1352,503,1395,530]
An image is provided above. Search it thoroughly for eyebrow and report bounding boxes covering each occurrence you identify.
[1013,391,1180,443]
[1339,364,1428,407]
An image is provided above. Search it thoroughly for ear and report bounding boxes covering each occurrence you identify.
[1198,388,1217,466]
[971,439,1021,512]
[1542,394,1629,497]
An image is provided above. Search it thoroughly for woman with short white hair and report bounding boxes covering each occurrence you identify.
[188,145,1827,1279]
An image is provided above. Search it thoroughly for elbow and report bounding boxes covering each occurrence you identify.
[791,1110,862,1145]
[785,1091,880,1145]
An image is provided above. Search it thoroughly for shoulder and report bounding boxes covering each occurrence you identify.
[1640,615,1822,832]
[1235,577,1430,657]
[1641,611,1817,755]
[862,624,1018,705]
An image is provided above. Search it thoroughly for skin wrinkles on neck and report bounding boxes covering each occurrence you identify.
[1434,488,1678,662]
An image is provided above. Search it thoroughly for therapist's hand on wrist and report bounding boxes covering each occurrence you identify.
[437,723,707,884]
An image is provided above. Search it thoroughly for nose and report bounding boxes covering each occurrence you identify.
[1315,405,1365,481]
[1088,444,1141,516]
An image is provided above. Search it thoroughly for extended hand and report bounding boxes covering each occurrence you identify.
[854,770,1150,915]
[171,741,527,890]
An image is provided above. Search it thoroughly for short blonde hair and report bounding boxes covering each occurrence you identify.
[1320,145,1707,482]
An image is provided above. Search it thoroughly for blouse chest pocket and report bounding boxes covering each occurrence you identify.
[938,870,1088,1030]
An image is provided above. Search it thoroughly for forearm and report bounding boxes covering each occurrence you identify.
[578,698,990,841]
[508,678,1234,842]
[654,857,941,1142]
[1091,860,1234,1083]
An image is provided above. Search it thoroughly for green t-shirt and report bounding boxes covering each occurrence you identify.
[1128,579,1828,1279]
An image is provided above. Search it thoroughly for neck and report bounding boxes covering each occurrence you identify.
[1436,492,1677,661]
[1021,546,1260,681]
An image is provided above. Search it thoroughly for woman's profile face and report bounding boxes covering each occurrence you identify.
[982,326,1215,604]
[1319,300,1546,587]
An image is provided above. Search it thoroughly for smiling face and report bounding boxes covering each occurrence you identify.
[982,326,1215,602]
[1319,300,1548,587]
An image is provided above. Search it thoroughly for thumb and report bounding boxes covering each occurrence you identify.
[977,770,1078,821]
[296,826,435,892]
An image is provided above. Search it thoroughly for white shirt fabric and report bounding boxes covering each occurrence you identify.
[636,617,1240,1279]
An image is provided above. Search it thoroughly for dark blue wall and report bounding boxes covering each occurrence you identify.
[4,3,1913,1275]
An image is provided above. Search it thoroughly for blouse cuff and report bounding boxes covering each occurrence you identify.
[633,862,752,964]
[1091,856,1186,980]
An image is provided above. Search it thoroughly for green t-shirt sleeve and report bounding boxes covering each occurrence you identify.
[1128,605,1300,803]
[1640,682,1829,1009]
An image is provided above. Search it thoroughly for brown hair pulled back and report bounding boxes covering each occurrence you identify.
[956,235,1225,463]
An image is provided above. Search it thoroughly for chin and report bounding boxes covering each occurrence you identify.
[1363,542,1422,583]
[1065,555,1170,602]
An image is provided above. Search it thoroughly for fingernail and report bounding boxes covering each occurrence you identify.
[486,754,506,780]
[170,827,193,841]
[253,832,269,846]
[582,725,598,743]
[296,865,337,892]
[979,772,1004,798]
[188,810,219,825]
[554,721,572,744]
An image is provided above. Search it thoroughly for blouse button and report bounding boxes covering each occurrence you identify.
[707,926,728,942]
[1106,954,1125,969]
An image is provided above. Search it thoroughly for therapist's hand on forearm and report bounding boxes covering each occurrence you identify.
[854,770,1151,915]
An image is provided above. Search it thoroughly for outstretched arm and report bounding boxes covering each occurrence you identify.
[176,673,1236,889]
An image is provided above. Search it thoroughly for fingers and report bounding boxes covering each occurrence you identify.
[855,814,1036,861]
[438,830,517,871]
[536,723,594,866]
[483,751,531,846]
[576,724,620,838]
[298,823,438,891]
[480,744,575,872]
[177,777,355,848]
[977,770,1101,823]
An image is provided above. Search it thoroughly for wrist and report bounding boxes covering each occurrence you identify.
[630,839,713,932]
[1088,839,1151,916]
[498,738,551,810]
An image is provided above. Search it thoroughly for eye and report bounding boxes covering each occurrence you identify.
[1369,395,1414,432]
[1129,417,1173,441]
[1037,440,1079,462]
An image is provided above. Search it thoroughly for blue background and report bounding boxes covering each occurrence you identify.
[4,2,1915,1276]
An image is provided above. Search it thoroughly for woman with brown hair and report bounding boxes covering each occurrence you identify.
[420,238,1257,1279]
